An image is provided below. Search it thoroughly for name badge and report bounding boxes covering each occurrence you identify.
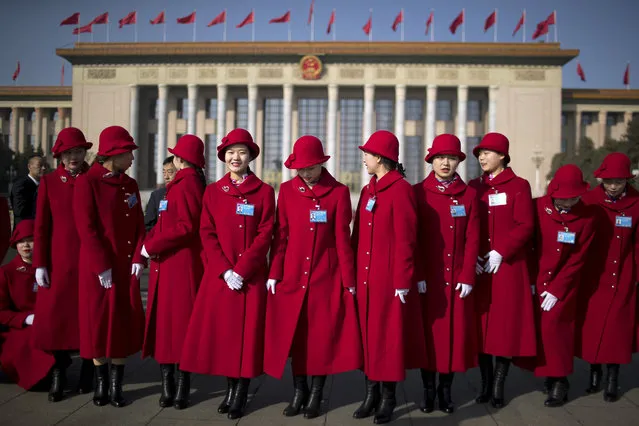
[33,282,38,293]
[615,216,632,228]
[450,205,467,217]
[557,231,576,244]
[236,203,255,216]
[159,199,168,212]
[488,192,507,207]
[365,198,376,212]
[127,193,138,209]
[310,210,328,223]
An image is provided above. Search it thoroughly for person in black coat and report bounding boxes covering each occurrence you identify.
[10,156,45,228]
[144,156,176,232]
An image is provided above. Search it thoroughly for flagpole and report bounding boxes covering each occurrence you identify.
[288,18,291,42]
[431,9,435,42]
[252,9,255,42]
[554,11,558,42]
[311,7,315,41]
[523,9,526,42]
[193,10,197,42]
[91,30,94,42]
[333,10,337,41]
[369,9,373,42]
[224,10,227,41]
[627,61,630,90]
[400,9,404,42]
[462,8,466,42]
[135,19,138,42]
[163,10,167,42]
[494,9,498,43]
[107,21,110,42]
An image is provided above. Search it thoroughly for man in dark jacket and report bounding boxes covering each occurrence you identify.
[10,156,45,228]
[144,156,176,232]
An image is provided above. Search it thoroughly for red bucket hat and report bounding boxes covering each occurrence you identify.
[285,135,331,169]
[51,127,93,158]
[97,126,138,157]
[472,132,510,163]
[10,219,34,248]
[593,153,635,180]
[169,134,205,169]
[359,130,399,163]
[217,128,260,162]
[425,134,466,163]
[548,164,589,199]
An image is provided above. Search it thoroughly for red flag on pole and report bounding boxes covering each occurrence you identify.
[269,11,291,24]
[150,11,165,25]
[12,62,20,81]
[623,63,630,86]
[484,10,496,32]
[363,16,372,36]
[513,11,525,36]
[237,11,255,28]
[177,12,196,24]
[60,13,80,26]
[119,11,137,28]
[449,10,464,34]
[72,23,93,34]
[577,62,586,82]
[532,20,549,40]
[392,10,403,32]
[425,12,434,35]
[208,10,226,27]
[327,10,335,34]
[546,11,556,25]
[91,12,109,25]
[308,0,314,25]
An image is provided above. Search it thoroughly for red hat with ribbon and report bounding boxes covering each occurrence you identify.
[97,126,138,157]
[358,130,400,163]
[51,127,93,158]
[593,153,635,180]
[169,134,205,168]
[472,132,510,163]
[10,219,34,248]
[285,135,331,169]
[216,128,260,162]
[425,134,466,163]
[548,164,589,199]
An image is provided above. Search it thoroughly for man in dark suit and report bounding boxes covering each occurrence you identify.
[144,156,176,232]
[10,155,45,228]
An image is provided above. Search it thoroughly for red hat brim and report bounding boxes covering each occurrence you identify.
[53,142,93,158]
[217,141,260,162]
[549,182,589,199]
[97,144,138,157]
[425,150,467,164]
[168,147,205,169]
[284,155,330,170]
[358,146,399,163]
[472,146,510,164]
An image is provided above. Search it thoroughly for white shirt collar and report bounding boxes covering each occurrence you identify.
[28,175,39,186]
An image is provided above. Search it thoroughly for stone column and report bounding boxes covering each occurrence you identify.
[425,85,437,175]
[33,108,42,151]
[395,84,406,164]
[9,107,18,152]
[129,85,139,180]
[187,83,198,135]
[456,85,468,181]
[281,83,294,183]
[361,84,375,189]
[215,84,228,181]
[598,110,607,147]
[624,111,633,126]
[326,84,339,175]
[248,84,258,171]
[156,84,168,187]
[488,85,498,132]
[574,111,583,152]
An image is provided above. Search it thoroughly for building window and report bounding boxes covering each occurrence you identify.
[298,99,327,140]
[29,135,36,148]
[405,99,424,121]
[148,133,158,187]
[436,100,452,121]
[561,138,568,153]
[176,133,185,142]
[235,98,249,129]
[375,99,394,131]
[50,110,59,121]
[467,100,482,122]
[263,99,283,190]
[404,136,422,184]
[466,136,482,179]
[148,99,158,120]
[561,112,567,127]
[339,99,363,193]
[581,113,594,125]
[177,98,188,120]
[606,114,618,127]
[207,98,218,120]
[205,134,217,181]
[29,110,36,122]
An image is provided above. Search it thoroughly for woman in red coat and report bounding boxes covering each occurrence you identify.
[576,153,639,402]
[0,220,55,390]
[529,165,596,407]
[32,127,95,402]
[73,126,146,408]
[468,133,536,408]
[414,134,480,414]
[352,130,427,425]
[141,135,206,410]
[180,128,275,420]
[264,135,362,419]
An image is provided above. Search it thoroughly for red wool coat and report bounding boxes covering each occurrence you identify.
[73,162,146,359]
[353,170,427,382]
[468,168,537,357]
[0,256,55,389]
[0,196,10,263]
[527,196,596,377]
[142,168,204,364]
[264,170,362,378]
[576,185,639,364]
[414,173,480,373]
[32,164,88,351]
[180,173,275,378]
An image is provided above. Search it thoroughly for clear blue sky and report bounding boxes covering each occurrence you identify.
[1,0,637,88]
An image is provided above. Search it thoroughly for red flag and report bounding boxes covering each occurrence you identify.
[12,62,20,82]
[326,10,335,34]
[177,12,196,24]
[91,12,109,25]
[269,11,290,24]
[392,10,403,32]
[546,11,556,25]
[532,20,549,40]
[237,11,255,28]
[363,16,372,36]
[513,11,525,36]
[484,10,496,32]
[425,12,434,35]
[150,11,165,25]
[72,23,93,34]
[577,62,586,82]
[208,10,226,27]
[119,11,137,29]
[61,63,65,86]
[449,10,464,34]
[60,13,80,26]
[624,63,630,86]
[308,0,314,25]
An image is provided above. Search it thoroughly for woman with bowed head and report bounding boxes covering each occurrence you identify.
[576,153,639,402]
[0,220,55,391]
[141,135,206,410]
[73,126,146,408]
[264,135,362,419]
[32,127,95,402]
[413,134,479,414]
[468,133,536,408]
[180,128,275,420]
[352,130,427,425]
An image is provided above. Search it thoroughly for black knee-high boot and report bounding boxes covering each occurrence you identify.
[603,364,620,402]
[304,375,326,419]
[159,364,175,408]
[283,375,308,416]
[352,376,380,419]
[173,368,191,410]
[475,353,493,404]
[93,364,109,406]
[228,378,250,419]
[110,364,127,408]
[48,351,70,402]
[218,377,238,414]
[419,369,436,413]
[586,364,603,393]
[77,358,95,394]
[373,382,397,425]
[437,373,455,414]
[544,377,569,407]
[491,357,511,408]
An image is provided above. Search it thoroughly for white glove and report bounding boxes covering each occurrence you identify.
[266,279,278,294]
[455,283,473,298]
[531,285,536,295]
[35,267,50,288]
[417,281,427,294]
[484,250,503,274]
[540,291,558,311]
[224,270,243,291]
[348,287,356,295]
[98,269,113,289]
[395,289,409,304]
[476,256,484,275]
[131,263,144,279]
[141,245,150,258]
[25,314,34,326]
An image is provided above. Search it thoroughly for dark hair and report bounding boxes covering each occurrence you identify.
[380,157,407,178]
[94,155,109,165]
[163,156,175,166]
[196,168,207,188]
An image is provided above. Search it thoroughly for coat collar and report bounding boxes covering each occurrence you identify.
[422,172,467,196]
[592,184,639,211]
[479,167,516,186]
[166,168,198,194]
[10,256,34,274]
[54,162,89,184]
[292,168,337,199]
[367,170,404,196]
[88,162,133,186]
[216,172,264,198]
[540,195,586,223]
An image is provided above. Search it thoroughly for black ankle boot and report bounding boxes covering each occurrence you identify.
[173,369,191,410]
[475,354,494,404]
[77,358,95,394]
[159,364,175,408]
[304,375,326,419]
[419,369,436,413]
[437,373,455,414]
[48,367,66,402]
[352,377,380,419]
[603,364,620,402]
[110,364,127,407]
[228,378,250,419]
[283,375,308,416]
[544,377,569,407]
[218,377,238,414]
[586,364,603,393]
[93,364,109,406]
[543,377,554,395]
[373,382,397,424]
[491,357,511,408]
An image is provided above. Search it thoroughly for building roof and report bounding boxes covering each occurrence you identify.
[0,86,72,101]
[562,89,639,102]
